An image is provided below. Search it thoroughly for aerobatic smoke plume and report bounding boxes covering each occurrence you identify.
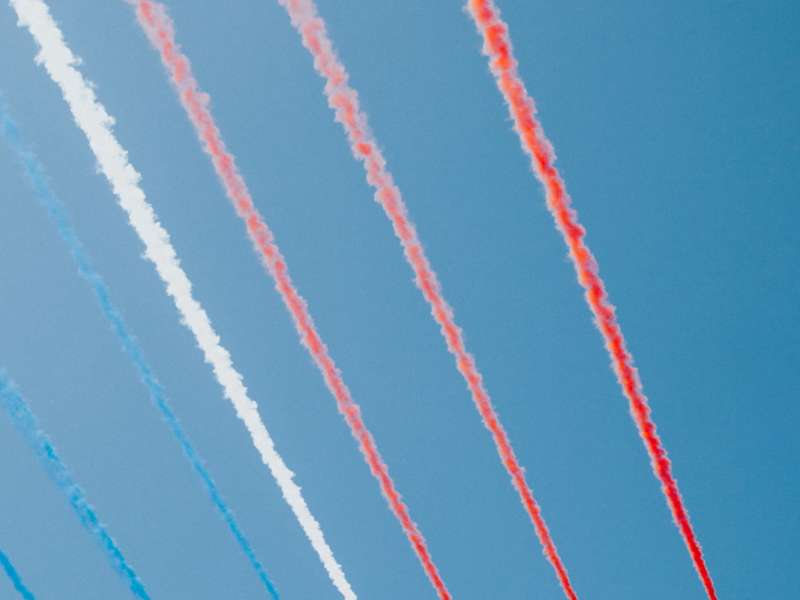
[0,548,37,600]
[9,1,352,596]
[274,0,577,597]
[465,1,716,598]
[0,101,279,600]
[126,2,449,596]
[0,373,149,599]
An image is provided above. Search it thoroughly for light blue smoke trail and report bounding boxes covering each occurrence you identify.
[0,548,36,600]
[0,372,150,599]
[0,102,280,599]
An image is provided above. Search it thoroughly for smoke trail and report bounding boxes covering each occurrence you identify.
[0,101,280,600]
[271,0,579,597]
[0,548,36,600]
[8,1,353,596]
[465,1,716,598]
[0,372,149,599]
[123,1,450,596]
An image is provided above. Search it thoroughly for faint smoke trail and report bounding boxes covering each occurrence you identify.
[0,102,279,600]
[275,0,577,596]
[0,372,149,599]
[125,2,449,596]
[9,2,351,595]
[0,548,36,600]
[465,1,716,598]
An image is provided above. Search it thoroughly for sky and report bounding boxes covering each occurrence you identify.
[0,0,797,599]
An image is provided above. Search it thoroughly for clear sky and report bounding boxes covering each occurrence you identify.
[0,1,797,599]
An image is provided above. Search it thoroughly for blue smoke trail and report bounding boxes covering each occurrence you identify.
[0,103,280,599]
[0,548,36,600]
[0,373,150,599]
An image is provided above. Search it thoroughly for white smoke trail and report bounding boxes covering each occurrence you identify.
[8,1,356,597]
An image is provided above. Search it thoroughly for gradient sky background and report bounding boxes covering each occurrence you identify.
[0,0,798,598]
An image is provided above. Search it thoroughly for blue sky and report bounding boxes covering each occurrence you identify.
[0,0,797,599]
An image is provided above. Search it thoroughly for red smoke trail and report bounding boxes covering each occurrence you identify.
[129,1,451,597]
[466,1,717,598]
[277,1,578,598]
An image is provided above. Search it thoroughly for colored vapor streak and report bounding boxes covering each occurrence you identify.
[126,2,444,597]
[0,373,149,599]
[0,549,36,600]
[465,1,716,598]
[9,2,343,596]
[278,0,575,597]
[0,103,280,600]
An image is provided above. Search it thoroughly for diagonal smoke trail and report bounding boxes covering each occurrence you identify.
[0,372,150,599]
[0,548,36,600]
[8,1,353,596]
[123,1,450,597]
[273,0,577,597]
[465,1,716,598]
[0,100,280,600]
